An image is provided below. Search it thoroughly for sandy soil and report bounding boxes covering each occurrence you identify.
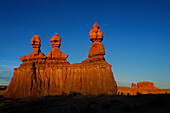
[0,94,170,113]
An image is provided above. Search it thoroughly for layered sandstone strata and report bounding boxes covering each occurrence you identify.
[3,23,117,98]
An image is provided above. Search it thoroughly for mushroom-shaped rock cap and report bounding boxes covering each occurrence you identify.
[92,23,100,29]
[50,33,61,42]
[31,34,40,45]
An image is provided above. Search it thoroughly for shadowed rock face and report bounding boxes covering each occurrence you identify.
[3,23,117,98]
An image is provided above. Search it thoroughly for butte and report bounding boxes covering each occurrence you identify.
[3,23,117,98]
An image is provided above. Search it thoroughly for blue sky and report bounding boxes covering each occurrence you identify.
[0,0,170,88]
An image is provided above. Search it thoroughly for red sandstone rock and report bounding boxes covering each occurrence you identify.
[3,24,117,98]
[20,34,46,62]
[137,81,154,88]
[118,81,161,95]
[20,56,27,62]
[89,23,103,42]
[88,42,105,58]
[137,81,160,93]
[83,23,105,62]
[47,33,68,62]
[131,83,137,89]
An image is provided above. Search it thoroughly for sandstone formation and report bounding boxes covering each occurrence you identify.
[133,81,160,94]
[47,33,69,63]
[24,34,46,62]
[131,83,137,89]
[136,81,155,88]
[135,81,159,90]
[83,23,105,62]
[118,81,162,95]
[3,24,117,98]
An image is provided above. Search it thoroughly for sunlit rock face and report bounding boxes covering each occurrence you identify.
[133,81,160,94]
[83,23,105,63]
[3,23,117,98]
[47,33,69,61]
[117,81,161,96]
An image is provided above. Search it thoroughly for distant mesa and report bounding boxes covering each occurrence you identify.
[3,23,117,98]
[118,81,169,95]
[132,81,160,91]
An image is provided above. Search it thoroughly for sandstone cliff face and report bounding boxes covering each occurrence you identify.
[4,61,117,98]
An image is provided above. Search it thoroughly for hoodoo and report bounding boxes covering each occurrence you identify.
[47,33,69,62]
[83,23,105,62]
[3,23,117,98]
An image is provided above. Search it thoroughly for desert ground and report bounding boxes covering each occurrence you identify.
[0,93,170,113]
